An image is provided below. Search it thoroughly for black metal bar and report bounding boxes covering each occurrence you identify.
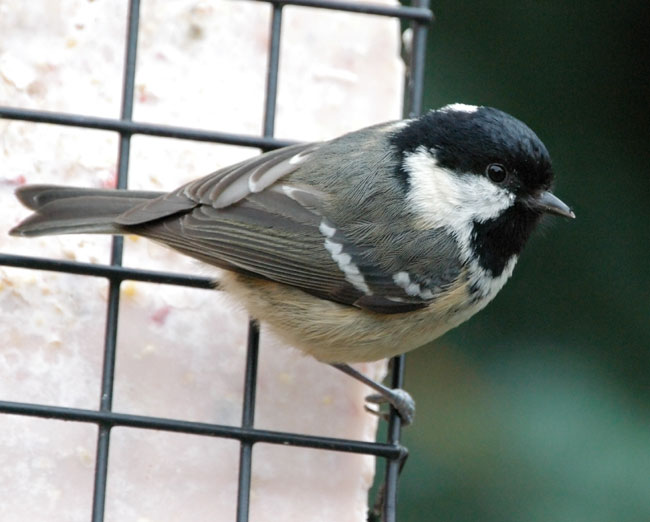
[383,355,407,521]
[236,322,260,522]
[262,5,283,138]
[0,253,215,289]
[0,105,296,150]
[404,0,431,119]
[0,399,403,457]
[91,2,141,521]
[261,0,432,22]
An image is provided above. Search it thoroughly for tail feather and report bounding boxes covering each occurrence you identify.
[10,185,165,237]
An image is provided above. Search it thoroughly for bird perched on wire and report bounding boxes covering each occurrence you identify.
[10,103,574,424]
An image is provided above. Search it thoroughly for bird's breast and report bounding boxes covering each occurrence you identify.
[219,265,508,363]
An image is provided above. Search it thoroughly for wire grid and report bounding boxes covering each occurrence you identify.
[0,1,432,521]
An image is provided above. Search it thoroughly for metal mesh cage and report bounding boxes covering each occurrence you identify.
[0,1,432,520]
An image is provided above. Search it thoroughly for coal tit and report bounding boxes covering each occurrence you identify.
[10,103,574,423]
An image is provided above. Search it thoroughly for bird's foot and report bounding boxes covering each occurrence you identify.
[365,388,415,426]
[330,362,416,426]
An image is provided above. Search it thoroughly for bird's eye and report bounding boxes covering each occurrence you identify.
[486,163,507,183]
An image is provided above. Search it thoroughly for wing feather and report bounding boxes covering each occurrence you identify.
[116,142,319,225]
[114,140,451,313]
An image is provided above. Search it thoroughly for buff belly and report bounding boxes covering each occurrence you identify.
[220,270,490,363]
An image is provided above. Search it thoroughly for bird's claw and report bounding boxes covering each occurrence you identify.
[364,388,415,426]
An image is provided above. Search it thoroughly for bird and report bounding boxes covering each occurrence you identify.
[10,103,575,424]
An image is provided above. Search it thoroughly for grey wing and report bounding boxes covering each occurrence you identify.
[116,142,321,224]
[114,142,456,313]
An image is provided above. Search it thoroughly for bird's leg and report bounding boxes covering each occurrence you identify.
[330,363,415,426]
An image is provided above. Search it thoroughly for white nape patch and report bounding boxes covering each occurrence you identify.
[404,146,515,257]
[320,220,371,294]
[392,271,435,300]
[440,103,479,114]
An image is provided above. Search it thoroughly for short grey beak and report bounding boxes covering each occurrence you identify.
[536,191,575,219]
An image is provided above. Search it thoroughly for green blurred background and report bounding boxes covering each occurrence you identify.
[397,2,650,521]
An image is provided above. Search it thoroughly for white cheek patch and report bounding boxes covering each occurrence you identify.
[404,147,515,250]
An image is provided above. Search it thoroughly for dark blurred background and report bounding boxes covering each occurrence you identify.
[398,1,650,521]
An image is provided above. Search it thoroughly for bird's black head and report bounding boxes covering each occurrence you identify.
[390,104,574,276]
[392,104,554,198]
